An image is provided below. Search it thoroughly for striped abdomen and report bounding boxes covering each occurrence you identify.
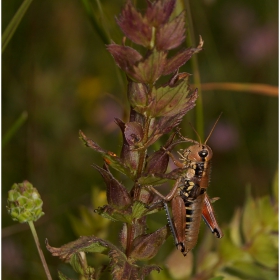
[183,193,205,256]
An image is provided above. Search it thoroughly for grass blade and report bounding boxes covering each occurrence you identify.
[2,111,28,147]
[81,0,110,45]
[2,0,34,52]
[201,83,278,97]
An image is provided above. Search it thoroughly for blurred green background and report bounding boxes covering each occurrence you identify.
[2,0,278,279]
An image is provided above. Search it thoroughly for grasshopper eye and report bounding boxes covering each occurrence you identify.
[198,150,208,158]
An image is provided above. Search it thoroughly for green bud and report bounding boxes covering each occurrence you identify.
[7,181,44,223]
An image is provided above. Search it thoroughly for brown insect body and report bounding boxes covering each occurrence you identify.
[147,116,223,256]
[172,143,215,256]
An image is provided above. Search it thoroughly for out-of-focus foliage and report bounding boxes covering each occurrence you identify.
[2,0,277,279]
[68,188,110,238]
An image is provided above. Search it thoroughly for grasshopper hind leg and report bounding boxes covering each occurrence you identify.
[163,202,179,245]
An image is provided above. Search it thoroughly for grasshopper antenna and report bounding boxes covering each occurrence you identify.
[204,112,223,145]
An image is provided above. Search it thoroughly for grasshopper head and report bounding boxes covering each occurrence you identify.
[185,144,213,162]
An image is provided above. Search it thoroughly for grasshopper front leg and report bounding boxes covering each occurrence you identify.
[147,178,181,202]
[147,179,186,251]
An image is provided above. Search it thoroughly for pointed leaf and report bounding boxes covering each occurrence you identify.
[132,51,167,84]
[130,226,169,261]
[46,236,110,262]
[79,130,108,154]
[145,148,169,175]
[107,43,142,71]
[146,0,176,26]
[145,131,177,174]
[229,208,242,247]
[156,11,186,51]
[242,191,261,242]
[163,37,204,75]
[147,89,197,145]
[80,130,133,178]
[257,196,278,231]
[92,163,132,209]
[147,75,192,117]
[116,1,152,47]
[131,201,147,219]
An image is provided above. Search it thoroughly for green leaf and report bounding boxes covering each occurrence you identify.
[131,201,148,219]
[58,271,72,280]
[247,233,278,269]
[217,228,250,262]
[209,277,225,280]
[148,77,191,117]
[226,261,277,280]
[132,51,167,84]
[69,253,84,275]
[229,208,242,247]
[2,0,33,52]
[257,196,278,231]
[242,190,261,242]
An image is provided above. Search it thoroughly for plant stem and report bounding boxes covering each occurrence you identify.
[125,223,133,256]
[184,0,204,139]
[28,221,52,280]
[2,0,34,52]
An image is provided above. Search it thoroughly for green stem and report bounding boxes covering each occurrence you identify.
[2,0,34,52]
[184,0,204,139]
[28,221,52,280]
